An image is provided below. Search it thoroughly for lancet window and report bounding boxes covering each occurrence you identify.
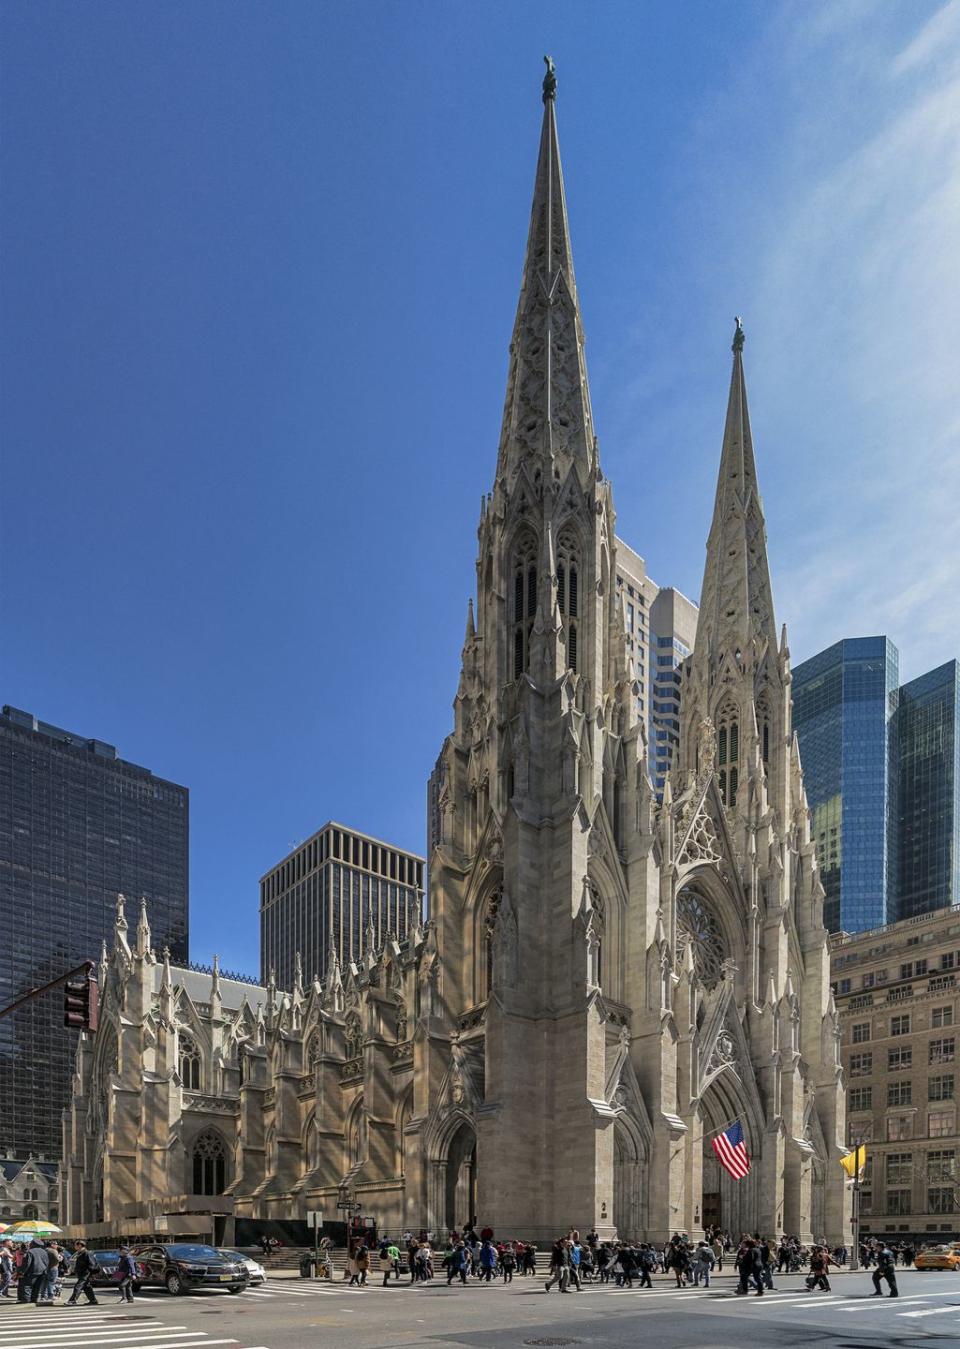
[557,527,581,673]
[192,1129,226,1195]
[716,703,739,808]
[512,532,538,678]
[179,1034,201,1091]
[757,697,771,767]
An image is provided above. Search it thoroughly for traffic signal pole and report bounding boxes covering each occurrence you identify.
[0,960,98,1026]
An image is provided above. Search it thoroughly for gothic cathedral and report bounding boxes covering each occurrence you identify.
[62,69,848,1247]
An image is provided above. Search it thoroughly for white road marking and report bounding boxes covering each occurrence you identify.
[0,1331,202,1349]
[899,1304,960,1318]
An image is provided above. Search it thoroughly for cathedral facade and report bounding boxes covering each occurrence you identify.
[61,70,849,1246]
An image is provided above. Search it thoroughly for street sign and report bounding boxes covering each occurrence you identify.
[337,1199,361,1211]
[306,1210,323,1229]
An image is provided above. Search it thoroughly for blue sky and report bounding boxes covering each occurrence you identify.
[3,1,958,977]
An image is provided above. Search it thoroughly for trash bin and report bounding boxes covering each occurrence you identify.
[299,1255,313,1279]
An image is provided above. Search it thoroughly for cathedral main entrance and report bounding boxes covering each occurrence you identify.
[699,1083,757,1237]
[445,1121,477,1232]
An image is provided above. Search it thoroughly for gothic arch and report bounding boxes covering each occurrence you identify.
[345,1094,367,1171]
[714,700,740,808]
[179,1033,202,1091]
[190,1127,229,1196]
[472,884,503,1005]
[613,1113,648,1241]
[698,1073,760,1236]
[508,526,539,679]
[396,1085,414,1177]
[675,865,748,985]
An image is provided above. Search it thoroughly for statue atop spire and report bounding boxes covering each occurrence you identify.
[542,54,557,103]
[732,315,745,353]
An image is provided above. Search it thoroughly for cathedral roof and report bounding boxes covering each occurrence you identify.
[152,962,268,1011]
[495,59,596,484]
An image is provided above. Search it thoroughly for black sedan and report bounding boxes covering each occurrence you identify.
[132,1244,248,1295]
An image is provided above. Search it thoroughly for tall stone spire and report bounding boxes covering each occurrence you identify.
[693,319,777,668]
[495,58,596,484]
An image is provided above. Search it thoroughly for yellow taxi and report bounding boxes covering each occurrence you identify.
[914,1245,960,1271]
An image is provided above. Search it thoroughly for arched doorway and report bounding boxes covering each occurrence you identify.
[613,1120,645,1240]
[445,1121,477,1232]
[699,1081,758,1237]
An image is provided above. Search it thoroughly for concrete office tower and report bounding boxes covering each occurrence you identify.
[793,638,901,933]
[614,543,698,798]
[897,661,960,922]
[0,705,188,1160]
[260,822,424,991]
[648,586,698,796]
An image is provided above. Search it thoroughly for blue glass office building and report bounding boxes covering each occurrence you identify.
[793,637,900,932]
[896,660,960,921]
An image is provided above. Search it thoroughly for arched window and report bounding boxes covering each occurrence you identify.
[716,704,739,808]
[478,888,502,1002]
[397,1089,413,1177]
[344,1012,362,1061]
[192,1129,227,1195]
[237,1047,247,1086]
[348,1099,367,1167]
[757,698,771,768]
[23,1205,37,1220]
[557,528,581,673]
[307,1029,323,1067]
[511,533,538,678]
[179,1034,201,1091]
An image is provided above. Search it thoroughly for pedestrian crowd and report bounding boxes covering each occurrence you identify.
[0,1238,138,1307]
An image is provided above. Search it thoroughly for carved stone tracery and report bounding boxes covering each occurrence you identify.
[676,890,726,989]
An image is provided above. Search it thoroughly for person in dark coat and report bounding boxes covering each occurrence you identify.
[18,1242,49,1305]
[66,1242,99,1306]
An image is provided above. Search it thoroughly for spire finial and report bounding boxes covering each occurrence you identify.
[732,315,745,353]
[542,54,556,103]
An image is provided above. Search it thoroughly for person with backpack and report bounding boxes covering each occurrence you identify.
[807,1245,834,1292]
[637,1243,655,1289]
[117,1247,137,1303]
[692,1240,715,1287]
[871,1244,898,1298]
[66,1242,98,1307]
[500,1243,516,1283]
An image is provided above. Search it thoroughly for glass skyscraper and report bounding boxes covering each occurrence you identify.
[260,821,424,990]
[0,705,189,1160]
[792,637,900,933]
[896,661,960,921]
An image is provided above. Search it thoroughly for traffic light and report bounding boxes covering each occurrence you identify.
[63,965,99,1032]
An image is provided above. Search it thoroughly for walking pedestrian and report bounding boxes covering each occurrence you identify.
[692,1241,715,1287]
[66,1242,98,1307]
[544,1238,570,1292]
[117,1247,137,1303]
[871,1245,899,1299]
[0,1241,12,1299]
[447,1242,469,1286]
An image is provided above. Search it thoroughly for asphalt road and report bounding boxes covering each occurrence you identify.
[2,1268,959,1348]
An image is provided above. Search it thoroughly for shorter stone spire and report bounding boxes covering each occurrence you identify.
[136,897,151,957]
[464,598,475,644]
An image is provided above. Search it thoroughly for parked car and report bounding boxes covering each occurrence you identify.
[132,1244,248,1295]
[914,1246,960,1271]
[85,1250,148,1289]
[221,1251,266,1285]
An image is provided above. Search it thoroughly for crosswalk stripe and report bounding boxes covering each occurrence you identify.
[0,1331,199,1349]
[899,1305,960,1319]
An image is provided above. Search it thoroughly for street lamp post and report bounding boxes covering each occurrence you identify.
[850,1138,862,1272]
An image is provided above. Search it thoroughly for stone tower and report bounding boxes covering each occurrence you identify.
[426,59,649,1239]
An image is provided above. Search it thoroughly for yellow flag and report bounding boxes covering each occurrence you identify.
[841,1144,867,1178]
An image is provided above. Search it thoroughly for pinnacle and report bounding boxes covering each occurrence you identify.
[495,62,596,483]
[691,321,777,668]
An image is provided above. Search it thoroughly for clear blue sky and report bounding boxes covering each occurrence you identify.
[3,1,958,976]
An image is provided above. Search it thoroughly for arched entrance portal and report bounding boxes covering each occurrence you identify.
[699,1081,758,1237]
[445,1122,477,1232]
[613,1120,645,1241]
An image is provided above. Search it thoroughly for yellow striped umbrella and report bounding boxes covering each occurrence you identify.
[8,1220,61,1237]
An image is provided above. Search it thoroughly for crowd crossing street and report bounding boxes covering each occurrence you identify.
[2,1266,960,1349]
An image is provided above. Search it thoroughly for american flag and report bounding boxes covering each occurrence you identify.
[711,1120,750,1180]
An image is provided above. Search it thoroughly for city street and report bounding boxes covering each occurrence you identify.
[1,1270,959,1349]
